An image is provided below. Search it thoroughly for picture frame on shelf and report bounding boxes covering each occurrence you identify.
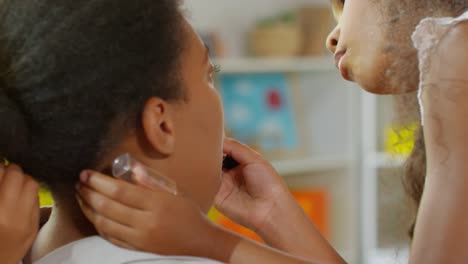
[219,72,308,161]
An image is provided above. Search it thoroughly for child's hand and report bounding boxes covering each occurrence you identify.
[217,139,343,262]
[76,171,237,261]
[215,138,292,234]
[76,147,340,263]
[0,164,40,264]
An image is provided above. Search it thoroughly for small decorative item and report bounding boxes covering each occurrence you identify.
[39,187,54,206]
[385,94,420,156]
[299,6,334,56]
[385,123,418,155]
[249,11,302,57]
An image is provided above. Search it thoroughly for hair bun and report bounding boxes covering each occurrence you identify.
[0,84,29,161]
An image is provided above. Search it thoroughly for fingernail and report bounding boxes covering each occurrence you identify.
[80,170,90,183]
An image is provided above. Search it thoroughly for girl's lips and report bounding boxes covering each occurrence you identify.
[334,51,351,81]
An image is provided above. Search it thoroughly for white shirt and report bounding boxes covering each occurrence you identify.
[412,10,468,125]
[32,236,223,264]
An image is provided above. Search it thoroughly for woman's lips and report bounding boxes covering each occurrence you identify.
[334,51,350,81]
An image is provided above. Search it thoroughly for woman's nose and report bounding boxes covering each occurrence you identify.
[326,26,340,54]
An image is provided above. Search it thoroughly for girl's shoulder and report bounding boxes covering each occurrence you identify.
[412,10,468,125]
[412,10,468,49]
[412,9,468,70]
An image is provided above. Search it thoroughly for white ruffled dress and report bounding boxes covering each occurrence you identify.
[412,10,468,125]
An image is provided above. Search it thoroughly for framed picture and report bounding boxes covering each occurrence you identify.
[220,73,306,160]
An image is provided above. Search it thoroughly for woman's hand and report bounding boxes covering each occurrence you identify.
[76,171,239,262]
[0,164,40,264]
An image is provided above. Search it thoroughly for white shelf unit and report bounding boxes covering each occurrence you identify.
[361,92,379,264]
[369,248,409,264]
[361,93,412,264]
[367,152,406,169]
[272,156,351,176]
[214,57,335,74]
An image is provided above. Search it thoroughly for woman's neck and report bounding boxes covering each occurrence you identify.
[30,195,97,262]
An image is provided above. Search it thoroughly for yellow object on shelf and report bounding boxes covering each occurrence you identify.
[385,123,418,155]
[39,187,54,207]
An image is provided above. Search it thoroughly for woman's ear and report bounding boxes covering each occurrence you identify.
[141,97,177,156]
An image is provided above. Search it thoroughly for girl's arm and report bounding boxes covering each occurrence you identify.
[216,139,344,262]
[411,21,468,263]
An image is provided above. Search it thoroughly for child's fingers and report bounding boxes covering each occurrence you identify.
[22,175,40,199]
[77,184,144,227]
[78,195,97,225]
[29,196,40,233]
[79,170,154,210]
[20,176,40,224]
[223,138,263,165]
[0,164,25,203]
[4,163,23,173]
[21,175,40,209]
[21,174,39,194]
[94,215,135,243]
[77,197,137,245]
